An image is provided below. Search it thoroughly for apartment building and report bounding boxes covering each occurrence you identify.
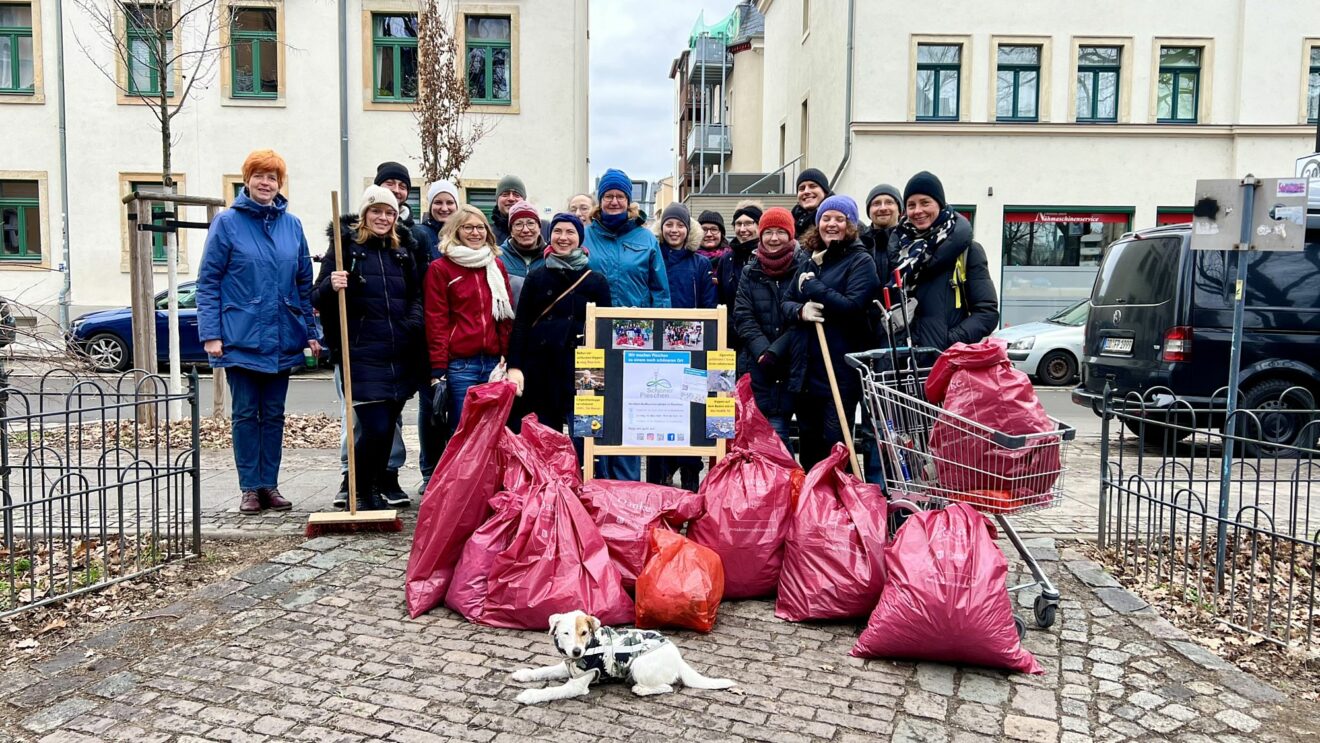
[1,0,589,319]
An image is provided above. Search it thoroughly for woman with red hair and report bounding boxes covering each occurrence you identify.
[197,149,320,515]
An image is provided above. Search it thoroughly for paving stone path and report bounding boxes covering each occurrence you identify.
[2,533,1316,743]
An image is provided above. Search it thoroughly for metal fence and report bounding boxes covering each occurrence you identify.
[1097,386,1319,649]
[0,369,201,617]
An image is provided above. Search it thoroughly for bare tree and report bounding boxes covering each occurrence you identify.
[415,0,488,183]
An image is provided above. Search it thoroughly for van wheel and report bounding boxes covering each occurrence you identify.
[1037,351,1078,386]
[1238,379,1319,457]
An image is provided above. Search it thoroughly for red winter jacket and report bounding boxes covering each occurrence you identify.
[424,255,513,374]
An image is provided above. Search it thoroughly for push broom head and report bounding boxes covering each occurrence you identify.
[305,509,403,537]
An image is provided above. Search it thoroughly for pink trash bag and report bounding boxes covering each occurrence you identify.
[405,381,517,619]
[776,443,888,622]
[851,503,1043,674]
[479,478,635,629]
[579,480,704,590]
[518,414,582,485]
[732,375,797,470]
[444,490,525,622]
[925,341,1060,510]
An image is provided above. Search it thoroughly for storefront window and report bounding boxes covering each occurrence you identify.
[1003,210,1131,268]
[1155,208,1192,226]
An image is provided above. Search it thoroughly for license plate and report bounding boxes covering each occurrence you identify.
[1102,337,1133,354]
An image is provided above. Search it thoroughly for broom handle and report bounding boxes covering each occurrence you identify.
[332,192,358,515]
[815,322,864,477]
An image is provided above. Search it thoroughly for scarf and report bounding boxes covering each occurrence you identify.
[598,209,632,234]
[893,207,957,285]
[757,244,797,279]
[546,248,589,272]
[697,240,728,262]
[446,245,515,321]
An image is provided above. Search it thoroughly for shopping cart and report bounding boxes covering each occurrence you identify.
[847,348,1076,631]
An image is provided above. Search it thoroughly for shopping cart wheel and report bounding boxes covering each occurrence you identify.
[1033,594,1057,629]
[1013,615,1027,641]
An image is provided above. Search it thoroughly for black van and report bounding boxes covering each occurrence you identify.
[1072,220,1320,449]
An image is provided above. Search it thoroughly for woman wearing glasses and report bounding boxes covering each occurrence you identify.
[424,204,515,427]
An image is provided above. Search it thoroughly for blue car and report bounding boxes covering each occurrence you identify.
[68,282,206,372]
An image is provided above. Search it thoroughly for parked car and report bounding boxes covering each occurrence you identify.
[68,283,206,372]
[1072,220,1320,452]
[992,300,1087,386]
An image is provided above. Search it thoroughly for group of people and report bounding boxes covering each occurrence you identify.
[196,149,999,515]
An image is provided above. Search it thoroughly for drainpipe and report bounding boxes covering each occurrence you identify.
[55,0,72,329]
[829,0,856,187]
[338,0,350,201]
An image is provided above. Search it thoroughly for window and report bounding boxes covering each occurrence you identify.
[951,205,976,228]
[801,0,809,36]
[1155,208,1192,226]
[0,3,34,94]
[230,7,277,98]
[799,99,809,158]
[777,123,786,167]
[464,15,510,105]
[405,186,420,218]
[465,187,496,221]
[1157,46,1200,123]
[125,4,174,97]
[130,180,169,263]
[0,179,39,261]
[916,43,960,120]
[1076,45,1119,122]
[1308,46,1319,124]
[1003,210,1132,268]
[996,45,1040,121]
[1095,237,1180,307]
[372,13,417,102]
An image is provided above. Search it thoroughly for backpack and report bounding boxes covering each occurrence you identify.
[951,249,968,310]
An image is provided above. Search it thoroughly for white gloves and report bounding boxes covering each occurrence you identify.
[801,301,825,323]
[798,271,816,291]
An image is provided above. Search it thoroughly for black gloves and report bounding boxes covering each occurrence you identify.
[430,377,449,426]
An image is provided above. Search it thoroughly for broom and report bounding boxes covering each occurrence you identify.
[815,322,865,477]
[307,191,402,536]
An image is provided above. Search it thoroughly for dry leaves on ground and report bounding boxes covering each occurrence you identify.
[6,414,342,451]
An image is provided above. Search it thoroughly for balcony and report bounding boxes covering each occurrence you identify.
[686,35,732,86]
[686,124,731,163]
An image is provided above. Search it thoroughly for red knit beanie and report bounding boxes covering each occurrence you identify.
[508,200,541,226]
[758,207,796,240]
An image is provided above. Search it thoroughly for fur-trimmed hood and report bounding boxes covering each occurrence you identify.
[652,216,702,252]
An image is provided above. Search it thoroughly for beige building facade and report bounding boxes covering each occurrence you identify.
[1,0,589,320]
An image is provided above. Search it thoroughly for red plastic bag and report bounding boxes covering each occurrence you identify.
[405,381,517,618]
[579,480,704,590]
[444,490,525,622]
[851,503,1042,674]
[776,444,888,621]
[925,341,1060,508]
[635,529,725,633]
[480,478,635,629]
[519,414,582,485]
[733,375,797,471]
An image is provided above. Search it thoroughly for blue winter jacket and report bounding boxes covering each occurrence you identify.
[499,236,547,311]
[196,191,320,374]
[584,212,671,308]
[654,219,716,310]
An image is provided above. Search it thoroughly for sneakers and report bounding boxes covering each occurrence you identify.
[239,490,262,515]
[355,489,389,512]
[380,470,411,508]
[333,474,349,511]
[260,488,293,511]
[416,476,430,497]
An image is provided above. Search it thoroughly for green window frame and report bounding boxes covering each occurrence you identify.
[130,181,168,263]
[0,3,34,94]
[1308,46,1319,124]
[1076,45,1120,123]
[125,4,175,97]
[915,43,961,121]
[1157,46,1200,123]
[0,180,40,262]
[465,187,496,221]
[230,7,277,99]
[372,13,418,102]
[995,45,1040,122]
[464,15,511,105]
[405,186,420,218]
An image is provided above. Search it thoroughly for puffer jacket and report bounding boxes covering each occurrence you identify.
[499,235,547,309]
[424,248,514,373]
[782,238,879,398]
[733,258,795,417]
[311,216,423,402]
[717,237,757,349]
[415,214,444,264]
[653,218,715,310]
[886,212,999,352]
[585,205,671,308]
[491,208,511,245]
[196,191,320,374]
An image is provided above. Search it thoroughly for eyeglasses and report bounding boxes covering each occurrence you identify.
[460,225,486,233]
[702,227,722,233]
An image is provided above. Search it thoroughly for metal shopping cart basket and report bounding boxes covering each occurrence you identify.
[847,348,1076,631]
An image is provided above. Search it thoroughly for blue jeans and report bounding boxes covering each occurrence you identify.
[597,455,640,481]
[765,413,794,455]
[446,355,501,430]
[227,367,290,491]
[336,365,405,475]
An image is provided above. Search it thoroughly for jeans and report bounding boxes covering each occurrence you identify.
[352,398,407,499]
[226,367,290,491]
[336,365,405,475]
[597,455,640,481]
[446,355,501,430]
[795,390,860,473]
[765,413,794,455]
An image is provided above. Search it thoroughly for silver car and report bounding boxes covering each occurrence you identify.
[992,300,1088,386]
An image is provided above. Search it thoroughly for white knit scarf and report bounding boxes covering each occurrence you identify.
[446,245,514,321]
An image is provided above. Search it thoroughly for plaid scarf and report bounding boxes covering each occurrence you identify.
[893,207,957,286]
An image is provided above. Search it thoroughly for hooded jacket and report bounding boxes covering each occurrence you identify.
[584,204,671,308]
[733,255,796,417]
[499,234,547,309]
[653,218,716,310]
[782,238,879,398]
[311,215,423,402]
[886,212,999,352]
[196,191,320,374]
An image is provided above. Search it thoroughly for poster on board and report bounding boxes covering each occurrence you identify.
[622,351,690,446]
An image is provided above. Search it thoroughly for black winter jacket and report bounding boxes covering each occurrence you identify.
[717,238,757,350]
[415,215,444,265]
[507,265,612,430]
[312,216,424,402]
[791,204,818,240]
[782,239,879,398]
[733,260,795,417]
[491,209,511,245]
[885,213,999,352]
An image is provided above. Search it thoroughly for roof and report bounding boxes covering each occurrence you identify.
[688,2,764,47]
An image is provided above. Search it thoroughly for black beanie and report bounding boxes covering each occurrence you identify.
[796,168,831,195]
[374,161,412,190]
[903,171,946,208]
[698,209,726,237]
[732,204,764,225]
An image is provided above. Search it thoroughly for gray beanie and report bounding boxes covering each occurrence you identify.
[865,184,904,213]
[659,202,691,226]
[496,174,527,199]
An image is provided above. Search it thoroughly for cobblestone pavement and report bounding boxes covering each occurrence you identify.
[2,532,1317,743]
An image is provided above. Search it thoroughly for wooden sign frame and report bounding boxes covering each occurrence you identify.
[581,304,730,480]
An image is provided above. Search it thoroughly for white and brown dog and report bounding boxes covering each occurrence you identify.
[510,610,737,704]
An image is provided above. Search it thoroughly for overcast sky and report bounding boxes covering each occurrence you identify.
[589,0,737,186]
